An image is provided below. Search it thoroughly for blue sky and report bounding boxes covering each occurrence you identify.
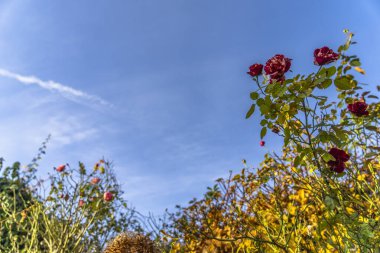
[0,0,379,216]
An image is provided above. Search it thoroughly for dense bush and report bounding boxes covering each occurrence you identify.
[0,140,143,253]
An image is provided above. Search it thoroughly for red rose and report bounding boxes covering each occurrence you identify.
[327,148,350,173]
[314,46,339,66]
[347,101,369,117]
[260,140,265,147]
[78,199,85,207]
[91,177,101,185]
[56,164,66,172]
[247,63,263,77]
[264,54,291,82]
[104,192,113,202]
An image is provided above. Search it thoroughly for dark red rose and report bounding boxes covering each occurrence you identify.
[264,54,291,82]
[347,101,369,117]
[314,47,339,66]
[260,140,265,147]
[56,164,66,172]
[247,63,263,77]
[327,148,350,173]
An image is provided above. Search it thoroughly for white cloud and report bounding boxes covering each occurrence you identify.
[0,68,112,107]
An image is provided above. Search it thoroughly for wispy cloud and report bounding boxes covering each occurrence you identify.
[0,68,112,107]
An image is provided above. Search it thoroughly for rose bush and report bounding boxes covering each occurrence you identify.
[163,31,380,252]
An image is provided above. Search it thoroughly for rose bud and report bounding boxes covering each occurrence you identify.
[347,101,369,117]
[56,164,66,172]
[78,199,85,207]
[264,54,291,83]
[91,177,101,185]
[247,63,263,77]
[314,46,339,66]
[327,148,350,173]
[260,140,265,147]
[104,192,113,202]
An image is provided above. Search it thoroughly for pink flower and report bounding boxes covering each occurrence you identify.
[327,148,350,173]
[56,164,66,172]
[247,63,263,77]
[91,177,101,185]
[347,101,369,117]
[104,192,113,202]
[78,199,85,207]
[314,46,339,66]
[264,54,291,83]
[260,140,265,147]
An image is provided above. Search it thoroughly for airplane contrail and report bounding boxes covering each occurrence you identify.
[0,68,112,107]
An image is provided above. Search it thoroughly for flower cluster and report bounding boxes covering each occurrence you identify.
[55,161,114,205]
[247,55,291,83]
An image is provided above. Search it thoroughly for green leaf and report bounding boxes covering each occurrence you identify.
[322,153,335,163]
[260,127,267,139]
[257,98,264,106]
[260,104,270,114]
[250,92,259,100]
[334,76,355,90]
[260,119,267,126]
[324,196,336,210]
[350,59,361,66]
[293,156,301,167]
[245,104,255,119]
[326,66,337,77]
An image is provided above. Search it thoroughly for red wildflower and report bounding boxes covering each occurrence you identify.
[56,164,66,172]
[91,177,101,185]
[104,192,113,202]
